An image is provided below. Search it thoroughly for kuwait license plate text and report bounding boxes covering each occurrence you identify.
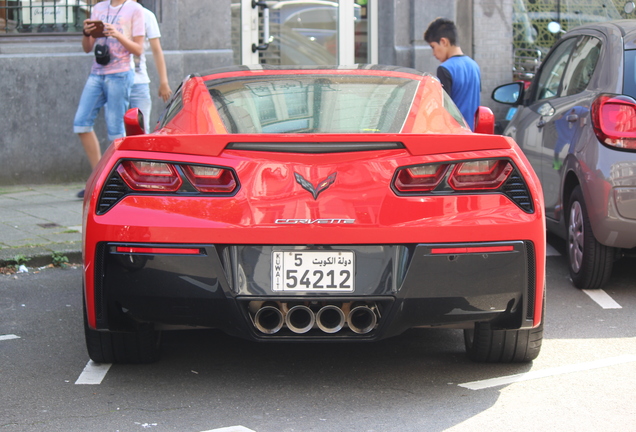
[272,251,355,292]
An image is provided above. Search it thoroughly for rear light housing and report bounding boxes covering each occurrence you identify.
[392,158,534,213]
[182,165,237,193]
[97,160,239,215]
[394,164,449,192]
[117,161,182,191]
[448,159,513,190]
[591,94,636,150]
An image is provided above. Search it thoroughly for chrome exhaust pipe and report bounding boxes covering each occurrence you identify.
[347,305,377,334]
[316,305,346,333]
[285,305,315,334]
[254,304,284,334]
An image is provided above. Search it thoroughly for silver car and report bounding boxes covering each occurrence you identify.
[493,20,636,289]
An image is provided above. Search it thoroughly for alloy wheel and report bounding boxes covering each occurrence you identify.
[568,200,584,273]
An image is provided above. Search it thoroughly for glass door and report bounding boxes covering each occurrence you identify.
[231,0,377,66]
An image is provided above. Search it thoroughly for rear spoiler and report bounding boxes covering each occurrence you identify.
[116,133,517,158]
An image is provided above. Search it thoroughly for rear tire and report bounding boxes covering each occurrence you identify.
[567,186,614,289]
[83,303,161,364]
[464,322,543,363]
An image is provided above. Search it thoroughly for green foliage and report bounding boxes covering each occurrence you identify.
[51,252,69,268]
[13,254,30,268]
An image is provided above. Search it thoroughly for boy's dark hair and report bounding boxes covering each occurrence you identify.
[424,18,458,45]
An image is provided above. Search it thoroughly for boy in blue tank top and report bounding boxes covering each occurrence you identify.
[424,18,481,130]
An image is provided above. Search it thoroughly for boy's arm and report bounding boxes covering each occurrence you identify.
[149,38,172,102]
[437,66,453,95]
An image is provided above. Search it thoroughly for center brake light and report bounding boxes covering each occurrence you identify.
[117,160,237,194]
[591,94,636,150]
[394,159,514,193]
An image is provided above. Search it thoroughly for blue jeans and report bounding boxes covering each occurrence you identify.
[129,83,152,133]
[73,70,135,141]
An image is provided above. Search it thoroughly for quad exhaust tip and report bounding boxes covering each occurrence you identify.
[250,301,378,335]
[254,304,284,335]
[316,305,346,333]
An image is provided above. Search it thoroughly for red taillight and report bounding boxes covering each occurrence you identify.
[116,246,201,255]
[592,94,636,150]
[117,160,182,191]
[394,164,449,192]
[448,159,513,190]
[182,165,237,193]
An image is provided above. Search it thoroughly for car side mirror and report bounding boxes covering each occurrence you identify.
[474,106,495,134]
[492,82,525,105]
[124,108,146,136]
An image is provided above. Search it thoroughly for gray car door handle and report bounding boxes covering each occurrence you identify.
[567,114,579,123]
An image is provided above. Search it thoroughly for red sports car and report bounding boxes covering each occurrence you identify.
[82,65,545,364]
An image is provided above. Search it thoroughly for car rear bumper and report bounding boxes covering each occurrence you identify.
[90,241,539,341]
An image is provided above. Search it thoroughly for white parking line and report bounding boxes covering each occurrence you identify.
[201,427,255,432]
[0,334,20,341]
[582,289,622,309]
[75,360,112,385]
[459,354,636,390]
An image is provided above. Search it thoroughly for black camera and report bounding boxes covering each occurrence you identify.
[94,43,110,66]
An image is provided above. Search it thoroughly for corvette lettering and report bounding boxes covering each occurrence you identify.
[275,219,355,224]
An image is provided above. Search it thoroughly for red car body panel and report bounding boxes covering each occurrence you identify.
[83,132,545,328]
[81,66,545,363]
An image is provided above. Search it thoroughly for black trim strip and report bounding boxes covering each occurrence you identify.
[226,142,404,153]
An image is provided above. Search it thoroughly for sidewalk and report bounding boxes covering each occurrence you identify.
[0,183,84,267]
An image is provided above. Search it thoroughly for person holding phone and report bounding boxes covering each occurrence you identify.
[73,0,145,198]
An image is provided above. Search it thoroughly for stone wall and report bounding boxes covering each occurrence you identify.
[0,0,513,185]
[0,0,233,185]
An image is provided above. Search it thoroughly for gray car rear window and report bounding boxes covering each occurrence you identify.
[625,50,636,100]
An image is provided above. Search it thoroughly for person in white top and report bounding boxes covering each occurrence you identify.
[129,0,171,133]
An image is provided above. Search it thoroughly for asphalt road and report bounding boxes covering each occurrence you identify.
[1,237,635,432]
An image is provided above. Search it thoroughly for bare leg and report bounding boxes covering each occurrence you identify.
[78,131,101,169]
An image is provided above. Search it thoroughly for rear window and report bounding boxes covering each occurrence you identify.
[206,75,419,133]
[625,50,636,100]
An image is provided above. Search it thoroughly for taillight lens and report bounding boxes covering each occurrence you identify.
[117,161,182,191]
[591,94,636,150]
[393,159,514,193]
[448,159,513,190]
[182,165,237,193]
[394,164,449,192]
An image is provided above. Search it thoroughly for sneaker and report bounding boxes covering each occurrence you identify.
[77,189,85,199]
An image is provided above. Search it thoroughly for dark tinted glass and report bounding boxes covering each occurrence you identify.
[533,37,578,101]
[561,36,602,96]
[207,75,419,134]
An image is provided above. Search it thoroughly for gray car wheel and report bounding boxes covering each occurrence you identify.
[567,186,614,289]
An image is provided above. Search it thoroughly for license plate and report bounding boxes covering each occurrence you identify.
[272,250,355,292]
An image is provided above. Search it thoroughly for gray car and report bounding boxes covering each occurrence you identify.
[493,20,636,289]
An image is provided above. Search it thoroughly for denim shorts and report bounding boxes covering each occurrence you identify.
[129,83,152,133]
[73,70,135,141]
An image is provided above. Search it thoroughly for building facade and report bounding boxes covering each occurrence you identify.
[0,0,514,185]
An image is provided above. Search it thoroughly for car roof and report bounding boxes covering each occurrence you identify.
[566,20,636,49]
[197,64,432,80]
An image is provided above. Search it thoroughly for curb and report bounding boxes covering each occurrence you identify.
[0,242,82,268]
